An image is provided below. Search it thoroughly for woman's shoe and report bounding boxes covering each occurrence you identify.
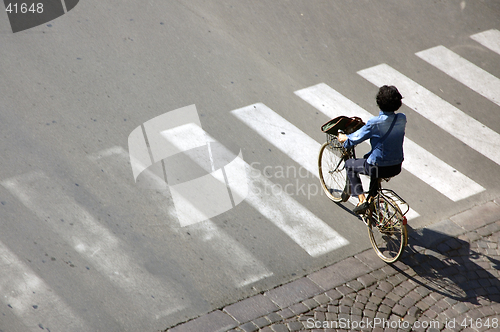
[353,201,369,215]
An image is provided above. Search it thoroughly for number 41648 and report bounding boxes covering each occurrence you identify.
[5,3,44,14]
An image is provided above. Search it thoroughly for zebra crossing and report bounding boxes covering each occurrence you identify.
[1,29,499,331]
[358,63,500,166]
[294,83,485,203]
[416,45,500,107]
[1,171,189,328]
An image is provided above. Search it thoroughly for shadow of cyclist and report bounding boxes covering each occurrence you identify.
[392,225,500,305]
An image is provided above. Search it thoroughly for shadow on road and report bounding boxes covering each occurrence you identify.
[393,226,500,305]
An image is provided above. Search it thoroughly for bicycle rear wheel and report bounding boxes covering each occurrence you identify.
[318,140,349,202]
[367,195,408,263]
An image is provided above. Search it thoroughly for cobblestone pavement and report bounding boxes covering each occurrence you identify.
[167,199,500,332]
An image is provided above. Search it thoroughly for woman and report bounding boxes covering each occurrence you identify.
[338,85,406,214]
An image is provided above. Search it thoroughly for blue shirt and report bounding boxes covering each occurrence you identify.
[343,111,406,166]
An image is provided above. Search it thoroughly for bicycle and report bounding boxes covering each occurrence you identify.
[318,116,409,263]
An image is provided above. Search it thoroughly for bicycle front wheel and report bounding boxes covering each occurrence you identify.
[367,195,408,263]
[318,140,349,202]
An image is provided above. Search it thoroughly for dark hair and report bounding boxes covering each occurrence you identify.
[376,85,403,112]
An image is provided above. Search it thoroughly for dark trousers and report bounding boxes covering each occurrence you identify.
[345,159,402,197]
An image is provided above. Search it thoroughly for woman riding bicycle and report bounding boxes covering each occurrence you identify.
[338,85,406,214]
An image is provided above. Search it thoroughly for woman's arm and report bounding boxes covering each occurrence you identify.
[339,121,373,148]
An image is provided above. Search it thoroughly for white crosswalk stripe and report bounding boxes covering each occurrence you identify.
[294,83,484,203]
[231,104,320,177]
[235,159,350,256]
[0,240,90,331]
[416,45,500,107]
[189,221,274,287]
[358,63,500,167]
[471,29,500,55]
[1,171,188,323]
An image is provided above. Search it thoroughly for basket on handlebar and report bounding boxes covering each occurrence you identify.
[321,116,365,141]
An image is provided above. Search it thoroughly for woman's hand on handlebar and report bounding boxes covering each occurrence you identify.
[337,133,347,143]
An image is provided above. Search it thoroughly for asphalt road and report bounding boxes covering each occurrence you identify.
[0,1,499,331]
